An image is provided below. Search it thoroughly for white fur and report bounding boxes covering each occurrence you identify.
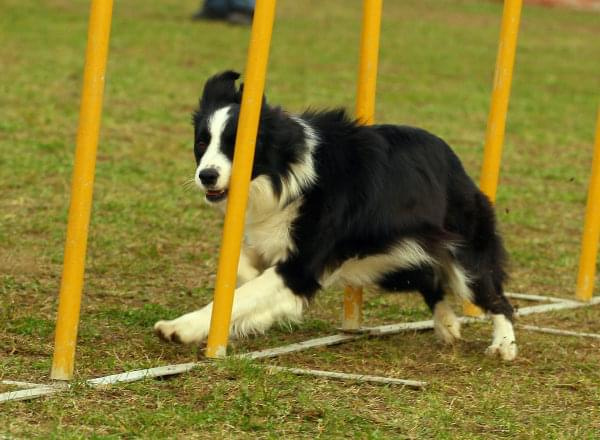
[247,175,281,214]
[322,239,437,288]
[433,300,461,344]
[154,306,213,345]
[486,314,517,361]
[196,106,233,193]
[237,246,262,286]
[245,176,301,264]
[280,116,319,204]
[230,268,305,337]
[154,267,304,344]
[441,261,474,302]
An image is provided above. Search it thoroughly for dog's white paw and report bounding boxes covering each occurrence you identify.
[487,314,518,361]
[485,340,518,361]
[154,310,210,345]
[433,301,461,344]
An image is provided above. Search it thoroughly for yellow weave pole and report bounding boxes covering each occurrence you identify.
[464,0,522,317]
[479,0,522,202]
[342,0,382,331]
[575,108,600,301]
[205,0,277,358]
[355,0,382,126]
[51,0,114,380]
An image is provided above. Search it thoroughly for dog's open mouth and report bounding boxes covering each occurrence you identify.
[206,188,228,202]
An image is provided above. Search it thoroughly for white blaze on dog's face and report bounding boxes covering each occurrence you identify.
[194,105,236,204]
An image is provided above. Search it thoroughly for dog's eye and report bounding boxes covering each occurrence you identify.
[196,141,207,151]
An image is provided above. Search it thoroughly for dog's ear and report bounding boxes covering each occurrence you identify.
[200,70,242,108]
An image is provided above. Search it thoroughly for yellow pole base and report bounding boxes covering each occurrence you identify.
[463,301,483,317]
[342,286,363,330]
[575,108,600,302]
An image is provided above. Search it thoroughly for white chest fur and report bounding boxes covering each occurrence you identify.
[244,176,300,265]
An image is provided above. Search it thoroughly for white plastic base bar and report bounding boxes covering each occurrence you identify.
[505,292,578,303]
[1,380,65,389]
[0,364,197,403]
[515,296,600,316]
[517,324,600,339]
[0,386,65,403]
[238,333,363,360]
[87,362,198,387]
[265,365,426,388]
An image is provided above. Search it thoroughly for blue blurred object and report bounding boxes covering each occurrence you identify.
[192,0,255,24]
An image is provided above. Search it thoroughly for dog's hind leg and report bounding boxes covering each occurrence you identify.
[441,256,517,360]
[432,298,462,344]
[470,275,517,361]
[379,267,461,344]
[428,259,476,345]
[420,283,462,345]
[422,293,462,345]
[452,191,517,360]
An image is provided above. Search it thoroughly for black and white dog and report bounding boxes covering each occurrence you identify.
[155,71,517,360]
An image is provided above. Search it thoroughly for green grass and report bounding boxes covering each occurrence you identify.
[1,0,600,438]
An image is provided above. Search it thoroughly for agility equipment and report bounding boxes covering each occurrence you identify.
[342,0,383,332]
[576,108,600,301]
[50,0,114,380]
[5,293,600,403]
[205,0,277,359]
[37,0,600,384]
[463,0,523,317]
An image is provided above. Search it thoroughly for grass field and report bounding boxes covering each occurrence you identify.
[1,0,600,438]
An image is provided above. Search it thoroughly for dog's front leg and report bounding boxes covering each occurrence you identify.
[237,245,264,286]
[154,267,305,345]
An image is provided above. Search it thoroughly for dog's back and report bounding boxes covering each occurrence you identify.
[281,112,515,358]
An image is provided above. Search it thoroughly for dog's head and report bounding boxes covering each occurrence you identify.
[192,70,278,205]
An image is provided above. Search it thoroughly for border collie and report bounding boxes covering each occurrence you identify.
[154,70,517,360]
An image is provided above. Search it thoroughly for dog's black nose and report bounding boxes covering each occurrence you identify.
[198,168,219,187]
